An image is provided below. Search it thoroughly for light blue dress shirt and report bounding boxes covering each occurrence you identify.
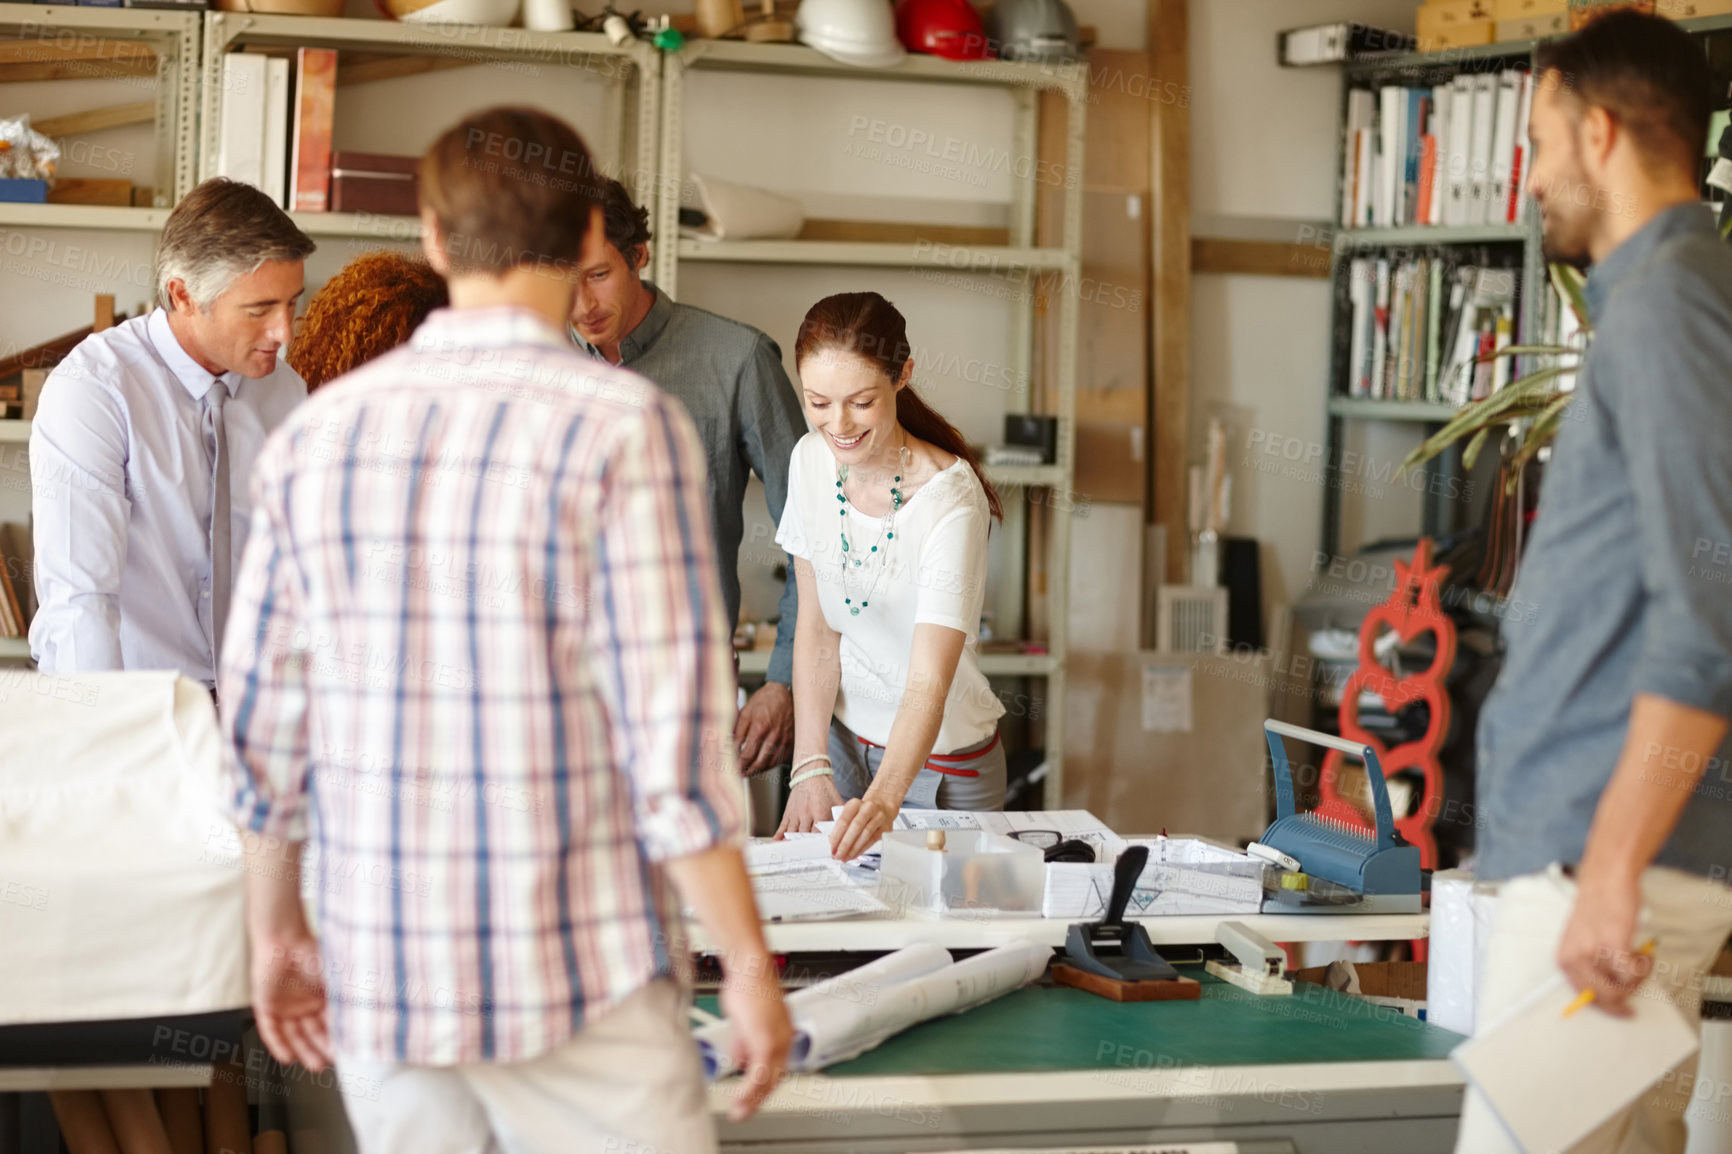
[29,309,306,682]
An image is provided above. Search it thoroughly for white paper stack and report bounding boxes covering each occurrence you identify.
[1042,837,1266,919]
[1427,869,1500,1037]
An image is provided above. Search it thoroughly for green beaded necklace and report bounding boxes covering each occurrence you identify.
[837,443,909,616]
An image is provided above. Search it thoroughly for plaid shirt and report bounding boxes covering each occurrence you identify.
[218,307,743,1066]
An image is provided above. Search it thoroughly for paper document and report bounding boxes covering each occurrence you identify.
[745,836,835,874]
[1453,973,1699,1153]
[1043,837,1266,919]
[696,941,1051,1079]
[748,862,887,923]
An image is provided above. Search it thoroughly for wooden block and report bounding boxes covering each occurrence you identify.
[32,100,155,138]
[1191,238,1330,279]
[132,186,156,207]
[22,370,48,422]
[796,219,1010,246]
[47,179,132,207]
[94,295,115,332]
[1052,963,1202,1002]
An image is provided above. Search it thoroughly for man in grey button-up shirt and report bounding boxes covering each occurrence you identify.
[569,178,805,774]
[1458,15,1732,1153]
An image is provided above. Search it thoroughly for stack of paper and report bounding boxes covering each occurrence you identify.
[1043,836,1267,919]
[744,836,886,923]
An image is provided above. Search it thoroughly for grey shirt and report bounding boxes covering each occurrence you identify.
[572,283,805,685]
[1476,204,1732,882]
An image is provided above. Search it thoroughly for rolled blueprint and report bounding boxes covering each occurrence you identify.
[696,943,953,1079]
[697,940,1053,1079]
[793,940,1053,1070]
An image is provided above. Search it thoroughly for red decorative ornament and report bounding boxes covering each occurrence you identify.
[1315,539,1455,875]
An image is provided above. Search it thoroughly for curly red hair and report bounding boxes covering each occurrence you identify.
[289,251,448,391]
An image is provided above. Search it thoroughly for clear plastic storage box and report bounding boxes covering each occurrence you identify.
[878,830,1046,916]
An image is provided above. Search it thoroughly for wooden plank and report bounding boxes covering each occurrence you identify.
[32,101,155,138]
[337,53,478,87]
[795,219,1010,246]
[1191,237,1330,279]
[94,295,115,333]
[46,179,133,206]
[0,327,91,378]
[1149,0,1190,582]
[1082,49,1153,193]
[0,60,156,83]
[0,39,154,65]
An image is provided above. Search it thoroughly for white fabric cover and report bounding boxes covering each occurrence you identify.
[0,671,249,1024]
[686,173,806,241]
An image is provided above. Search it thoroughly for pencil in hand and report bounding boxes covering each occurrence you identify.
[1561,937,1658,1018]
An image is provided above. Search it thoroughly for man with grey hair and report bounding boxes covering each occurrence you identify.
[30,177,315,688]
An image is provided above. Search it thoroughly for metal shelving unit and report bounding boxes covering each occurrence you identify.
[656,37,1086,806]
[1320,39,1544,559]
[0,3,201,217]
[201,13,661,206]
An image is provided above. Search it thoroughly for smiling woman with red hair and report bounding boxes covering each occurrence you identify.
[288,250,447,390]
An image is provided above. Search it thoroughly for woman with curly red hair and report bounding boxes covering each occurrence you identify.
[289,250,448,390]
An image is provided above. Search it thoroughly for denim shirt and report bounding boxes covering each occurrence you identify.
[1475,204,1732,882]
[573,283,806,685]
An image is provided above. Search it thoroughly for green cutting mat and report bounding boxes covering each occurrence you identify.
[701,972,1463,1078]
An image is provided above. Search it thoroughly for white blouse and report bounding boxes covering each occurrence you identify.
[776,432,1005,753]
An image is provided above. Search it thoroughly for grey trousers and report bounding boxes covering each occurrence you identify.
[827,716,1006,811]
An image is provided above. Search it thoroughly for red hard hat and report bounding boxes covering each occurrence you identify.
[895,0,993,61]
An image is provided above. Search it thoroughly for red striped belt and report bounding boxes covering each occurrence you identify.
[855,731,1001,777]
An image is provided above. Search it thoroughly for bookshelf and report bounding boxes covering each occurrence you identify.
[0,3,201,223]
[1320,39,1542,560]
[654,37,1087,807]
[200,13,661,214]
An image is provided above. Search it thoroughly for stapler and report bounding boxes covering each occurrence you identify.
[1205,920,1293,995]
[1051,846,1201,1002]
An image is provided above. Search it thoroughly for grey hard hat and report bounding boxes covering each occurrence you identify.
[982,0,1079,62]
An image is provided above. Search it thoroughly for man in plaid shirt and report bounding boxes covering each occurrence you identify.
[218,106,790,1152]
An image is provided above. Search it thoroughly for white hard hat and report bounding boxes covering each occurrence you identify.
[797,0,908,68]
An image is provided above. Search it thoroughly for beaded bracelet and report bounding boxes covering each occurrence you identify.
[790,765,835,788]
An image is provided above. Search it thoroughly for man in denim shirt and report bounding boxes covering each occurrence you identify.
[1463,13,1732,1153]
[568,178,806,775]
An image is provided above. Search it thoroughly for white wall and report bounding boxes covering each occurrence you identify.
[1189,0,1425,621]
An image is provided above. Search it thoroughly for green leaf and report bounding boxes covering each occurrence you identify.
[1462,426,1493,470]
[1550,263,1593,333]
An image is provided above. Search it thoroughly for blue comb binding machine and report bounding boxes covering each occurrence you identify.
[1257,720,1422,914]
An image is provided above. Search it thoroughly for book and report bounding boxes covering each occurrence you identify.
[1512,72,1535,224]
[1,522,33,625]
[1468,74,1498,225]
[1372,259,1391,398]
[1343,89,1376,226]
[1446,76,1475,228]
[217,53,267,190]
[1378,86,1402,227]
[1427,84,1451,226]
[1416,133,1437,226]
[1425,259,1445,402]
[290,47,338,214]
[1403,88,1426,225]
[263,56,290,210]
[1348,258,1372,397]
[1489,70,1522,226]
[1355,124,1375,227]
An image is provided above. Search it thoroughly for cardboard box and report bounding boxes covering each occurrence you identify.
[1497,12,1568,36]
[1569,0,1655,27]
[1418,17,1496,47]
[1419,0,1494,25]
[1495,0,1566,16]
[1295,961,1430,1018]
[1655,0,1732,17]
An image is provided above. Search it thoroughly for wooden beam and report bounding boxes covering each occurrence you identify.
[337,53,478,87]
[1191,237,1330,279]
[33,101,155,138]
[796,219,1010,246]
[0,39,154,65]
[0,59,155,83]
[1149,0,1190,582]
[46,178,133,206]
